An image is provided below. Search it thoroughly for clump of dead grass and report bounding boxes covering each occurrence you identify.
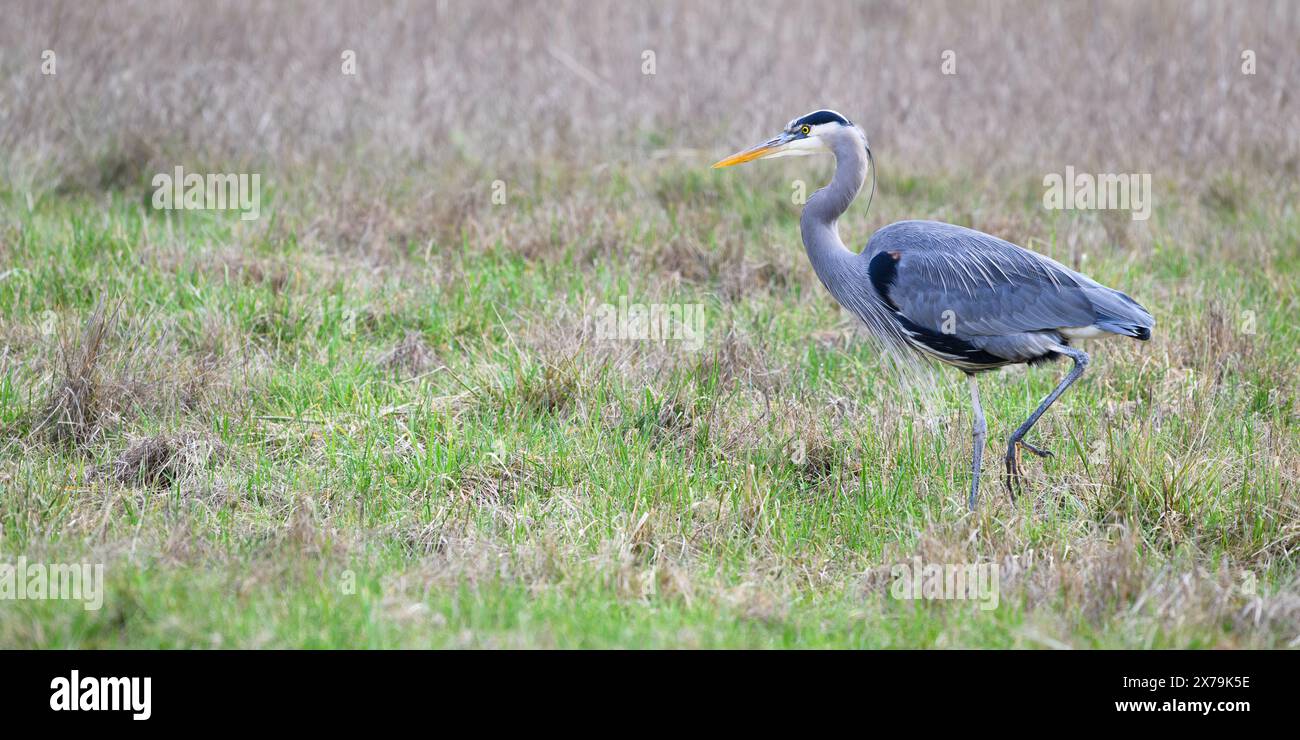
[505,358,583,417]
[778,407,845,487]
[42,300,119,447]
[101,431,228,489]
[379,331,442,377]
[455,448,542,510]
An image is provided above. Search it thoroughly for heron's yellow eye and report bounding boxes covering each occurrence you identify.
[800,125,811,136]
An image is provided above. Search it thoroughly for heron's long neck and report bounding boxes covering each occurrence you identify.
[800,136,868,297]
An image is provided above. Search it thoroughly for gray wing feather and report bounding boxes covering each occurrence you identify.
[865,220,1152,349]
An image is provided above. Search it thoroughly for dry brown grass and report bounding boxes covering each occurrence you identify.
[3,1,1297,191]
[41,300,118,446]
[379,330,442,377]
[102,431,228,488]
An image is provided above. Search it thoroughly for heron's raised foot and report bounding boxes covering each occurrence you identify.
[1019,440,1053,458]
[1003,439,1051,498]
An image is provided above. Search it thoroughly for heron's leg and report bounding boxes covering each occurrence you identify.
[967,373,987,510]
[1004,347,1089,497]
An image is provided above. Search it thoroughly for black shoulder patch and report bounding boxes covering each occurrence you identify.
[794,109,850,127]
[867,250,900,310]
[867,250,1012,369]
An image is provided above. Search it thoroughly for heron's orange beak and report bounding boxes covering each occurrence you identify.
[711,134,790,168]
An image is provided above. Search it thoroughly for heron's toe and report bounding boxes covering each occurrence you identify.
[1018,440,1053,458]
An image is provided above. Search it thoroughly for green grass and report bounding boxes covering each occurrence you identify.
[0,163,1297,648]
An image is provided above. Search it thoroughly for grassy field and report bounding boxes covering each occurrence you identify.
[1,1,1298,648]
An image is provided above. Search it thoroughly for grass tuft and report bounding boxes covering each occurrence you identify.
[42,300,119,447]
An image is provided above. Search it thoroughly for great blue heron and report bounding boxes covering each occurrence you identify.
[713,110,1153,509]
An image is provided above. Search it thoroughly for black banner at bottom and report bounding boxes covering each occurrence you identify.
[0,649,1284,727]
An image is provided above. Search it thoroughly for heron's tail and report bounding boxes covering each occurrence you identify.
[1091,289,1154,341]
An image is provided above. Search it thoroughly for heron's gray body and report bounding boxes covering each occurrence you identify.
[715,109,1153,508]
[799,123,1152,373]
[862,219,1153,370]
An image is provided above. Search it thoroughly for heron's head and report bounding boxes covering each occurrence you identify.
[712,109,858,168]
